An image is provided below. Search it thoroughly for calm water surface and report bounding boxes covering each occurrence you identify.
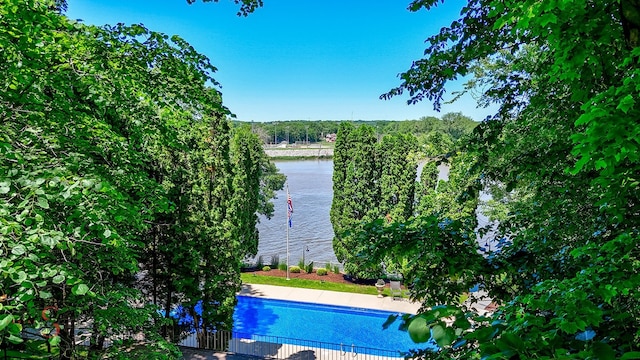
[255,160,453,267]
[256,160,338,266]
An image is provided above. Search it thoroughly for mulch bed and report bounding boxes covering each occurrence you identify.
[245,268,380,286]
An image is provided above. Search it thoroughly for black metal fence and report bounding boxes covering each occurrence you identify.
[178,330,405,360]
[10,328,404,360]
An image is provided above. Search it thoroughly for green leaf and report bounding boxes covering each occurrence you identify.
[49,336,61,346]
[103,229,112,238]
[559,320,579,334]
[41,235,57,248]
[595,159,608,170]
[52,274,65,284]
[431,324,454,347]
[453,315,472,330]
[8,334,23,344]
[593,342,615,360]
[72,283,89,296]
[11,244,26,255]
[539,13,558,26]
[13,271,27,284]
[7,322,21,333]
[0,314,14,331]
[616,94,635,113]
[621,351,640,359]
[500,333,525,351]
[39,291,52,299]
[37,197,49,209]
[408,316,431,343]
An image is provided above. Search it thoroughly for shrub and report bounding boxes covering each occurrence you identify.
[256,255,264,269]
[270,255,279,268]
[387,273,403,281]
[305,261,314,274]
[297,258,305,269]
[316,268,328,276]
[262,266,271,271]
[333,265,340,274]
[278,263,287,271]
[325,262,332,272]
[290,266,301,273]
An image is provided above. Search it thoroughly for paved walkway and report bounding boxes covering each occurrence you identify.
[238,283,422,314]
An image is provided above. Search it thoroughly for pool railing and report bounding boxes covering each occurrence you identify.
[177,330,406,359]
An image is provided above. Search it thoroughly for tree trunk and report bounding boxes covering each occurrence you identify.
[88,320,104,354]
[152,225,158,307]
[621,0,640,48]
[162,275,172,338]
[57,312,74,360]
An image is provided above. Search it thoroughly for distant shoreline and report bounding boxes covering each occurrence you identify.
[264,148,334,159]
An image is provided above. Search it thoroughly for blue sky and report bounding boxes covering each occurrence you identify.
[67,0,492,122]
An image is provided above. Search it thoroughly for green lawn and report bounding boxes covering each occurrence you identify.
[240,273,393,297]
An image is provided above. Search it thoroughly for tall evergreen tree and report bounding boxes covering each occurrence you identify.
[378,133,418,222]
[230,126,286,258]
[332,125,421,278]
[330,122,355,263]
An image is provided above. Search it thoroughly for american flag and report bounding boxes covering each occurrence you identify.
[287,193,293,228]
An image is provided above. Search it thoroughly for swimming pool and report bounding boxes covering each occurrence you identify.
[232,295,434,353]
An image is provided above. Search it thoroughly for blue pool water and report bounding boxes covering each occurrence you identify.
[232,296,433,353]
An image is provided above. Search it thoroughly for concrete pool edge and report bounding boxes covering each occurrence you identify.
[238,283,422,314]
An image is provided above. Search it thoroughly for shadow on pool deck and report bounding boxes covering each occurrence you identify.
[238,284,267,298]
[180,346,317,360]
[180,346,245,360]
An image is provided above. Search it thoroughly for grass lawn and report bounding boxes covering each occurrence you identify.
[240,273,394,297]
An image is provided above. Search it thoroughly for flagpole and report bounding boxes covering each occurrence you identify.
[286,183,290,280]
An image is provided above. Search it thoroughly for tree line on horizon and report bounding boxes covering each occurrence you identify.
[231,112,478,145]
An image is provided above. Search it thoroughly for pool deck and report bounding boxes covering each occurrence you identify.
[238,283,422,314]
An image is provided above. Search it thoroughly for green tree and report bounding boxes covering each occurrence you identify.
[230,125,286,257]
[1,1,281,357]
[330,122,355,264]
[0,3,199,355]
[191,1,640,355]
[417,131,454,158]
[378,133,417,223]
[332,125,422,279]
[361,0,640,358]
[439,112,478,141]
[339,125,381,278]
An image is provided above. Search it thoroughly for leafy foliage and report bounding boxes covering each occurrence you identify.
[0,1,282,357]
[331,124,419,278]
[193,0,264,17]
[356,0,640,358]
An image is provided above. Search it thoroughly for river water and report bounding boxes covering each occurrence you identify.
[256,160,338,267]
[254,160,456,268]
